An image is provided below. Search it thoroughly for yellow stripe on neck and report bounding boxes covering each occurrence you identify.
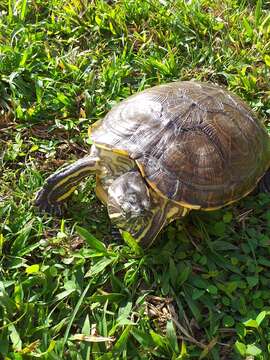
[56,186,77,202]
[53,166,95,190]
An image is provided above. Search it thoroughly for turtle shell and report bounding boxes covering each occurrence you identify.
[90,81,270,209]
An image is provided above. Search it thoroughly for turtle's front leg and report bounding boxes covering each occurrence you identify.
[36,148,100,213]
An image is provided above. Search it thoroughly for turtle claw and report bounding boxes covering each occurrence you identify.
[111,226,122,242]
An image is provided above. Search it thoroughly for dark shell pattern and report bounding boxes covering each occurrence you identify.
[91,81,270,209]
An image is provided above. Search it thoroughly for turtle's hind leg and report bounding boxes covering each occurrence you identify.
[256,169,270,194]
[36,149,100,213]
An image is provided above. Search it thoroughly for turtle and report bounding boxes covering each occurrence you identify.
[35,81,270,247]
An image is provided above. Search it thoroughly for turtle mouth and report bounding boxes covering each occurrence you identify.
[121,214,152,238]
[128,208,152,220]
[108,205,152,235]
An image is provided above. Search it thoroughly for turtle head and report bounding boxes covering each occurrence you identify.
[107,171,165,247]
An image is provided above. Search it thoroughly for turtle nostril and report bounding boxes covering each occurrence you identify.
[122,203,130,212]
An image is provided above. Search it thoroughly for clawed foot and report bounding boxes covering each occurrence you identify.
[111,226,123,242]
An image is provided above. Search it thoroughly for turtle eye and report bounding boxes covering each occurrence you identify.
[128,194,137,204]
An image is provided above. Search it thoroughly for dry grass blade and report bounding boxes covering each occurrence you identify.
[71,334,116,343]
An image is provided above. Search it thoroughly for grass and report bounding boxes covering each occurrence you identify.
[1,0,270,358]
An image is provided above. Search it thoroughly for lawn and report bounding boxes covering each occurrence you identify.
[1,0,270,358]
